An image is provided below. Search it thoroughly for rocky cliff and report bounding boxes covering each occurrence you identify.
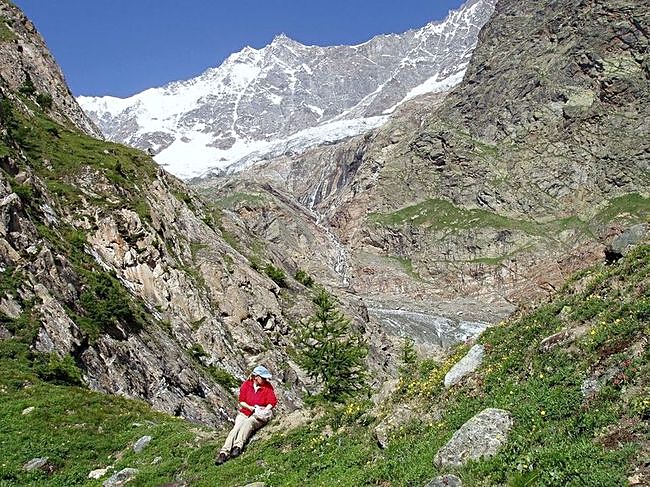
[199,0,649,328]
[0,1,99,137]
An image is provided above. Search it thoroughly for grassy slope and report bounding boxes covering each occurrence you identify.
[369,195,649,237]
[5,97,159,222]
[1,245,647,486]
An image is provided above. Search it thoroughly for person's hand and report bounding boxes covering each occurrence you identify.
[253,406,272,420]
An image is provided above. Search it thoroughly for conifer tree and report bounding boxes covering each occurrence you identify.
[295,287,368,402]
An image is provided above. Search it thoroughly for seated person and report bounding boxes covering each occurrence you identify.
[215,365,277,465]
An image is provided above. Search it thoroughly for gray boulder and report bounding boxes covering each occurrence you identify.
[23,457,48,471]
[102,468,139,487]
[606,224,648,260]
[444,344,485,388]
[425,474,462,486]
[434,408,513,468]
[0,325,11,340]
[133,435,153,453]
[88,467,112,479]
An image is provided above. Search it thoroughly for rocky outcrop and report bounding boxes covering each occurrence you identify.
[0,150,344,424]
[434,408,513,468]
[0,1,100,136]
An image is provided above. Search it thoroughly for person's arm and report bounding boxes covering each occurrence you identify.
[238,379,255,412]
[265,388,278,410]
[239,401,255,412]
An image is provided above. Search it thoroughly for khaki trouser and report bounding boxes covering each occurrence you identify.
[220,412,267,453]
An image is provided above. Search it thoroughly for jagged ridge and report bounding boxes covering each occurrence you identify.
[77,0,496,179]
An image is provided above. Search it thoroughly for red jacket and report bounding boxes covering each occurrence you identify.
[239,379,277,417]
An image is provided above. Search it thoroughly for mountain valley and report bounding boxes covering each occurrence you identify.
[0,0,648,485]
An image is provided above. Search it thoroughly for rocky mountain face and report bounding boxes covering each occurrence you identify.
[0,1,99,137]
[77,0,497,179]
[198,0,649,340]
[0,0,395,427]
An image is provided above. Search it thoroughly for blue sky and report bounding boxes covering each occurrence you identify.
[14,0,466,98]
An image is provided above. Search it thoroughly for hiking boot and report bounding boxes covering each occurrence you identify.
[215,452,228,466]
[230,446,242,458]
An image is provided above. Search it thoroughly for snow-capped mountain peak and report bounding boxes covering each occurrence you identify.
[78,0,496,180]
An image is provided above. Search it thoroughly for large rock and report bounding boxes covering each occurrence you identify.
[606,224,648,261]
[23,457,49,471]
[444,344,485,388]
[133,435,152,453]
[425,474,462,487]
[434,408,513,468]
[102,468,139,487]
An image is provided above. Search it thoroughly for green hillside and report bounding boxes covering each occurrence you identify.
[2,244,647,486]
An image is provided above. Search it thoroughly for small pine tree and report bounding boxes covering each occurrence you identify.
[398,337,418,377]
[295,287,368,402]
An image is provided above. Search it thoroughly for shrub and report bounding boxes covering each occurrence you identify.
[77,271,144,339]
[264,263,287,287]
[33,353,83,386]
[36,93,53,110]
[12,182,33,203]
[249,254,263,272]
[295,287,368,402]
[18,76,36,96]
[398,337,418,377]
[209,367,240,391]
[294,269,314,287]
[189,343,208,360]
[0,97,15,128]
